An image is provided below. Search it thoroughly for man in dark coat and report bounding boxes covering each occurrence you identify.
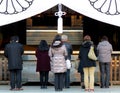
[4,36,24,90]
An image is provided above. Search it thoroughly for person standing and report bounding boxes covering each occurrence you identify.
[97,36,113,88]
[61,34,72,88]
[4,36,24,91]
[35,40,51,89]
[49,34,67,91]
[78,49,85,89]
[79,35,97,92]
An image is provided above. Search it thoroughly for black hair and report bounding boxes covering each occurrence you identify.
[10,36,19,42]
[38,40,49,51]
[51,34,62,48]
[53,34,61,41]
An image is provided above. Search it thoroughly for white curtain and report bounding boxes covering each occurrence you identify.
[0,0,120,27]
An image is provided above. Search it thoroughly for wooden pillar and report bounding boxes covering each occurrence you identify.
[0,58,2,80]
[3,58,8,80]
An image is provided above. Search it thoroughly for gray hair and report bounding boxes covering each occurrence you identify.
[61,35,68,41]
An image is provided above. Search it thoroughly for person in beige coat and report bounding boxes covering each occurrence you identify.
[49,34,68,91]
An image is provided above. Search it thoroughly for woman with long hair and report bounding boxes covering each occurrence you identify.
[35,40,51,89]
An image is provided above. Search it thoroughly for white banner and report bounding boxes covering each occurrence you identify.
[0,0,120,27]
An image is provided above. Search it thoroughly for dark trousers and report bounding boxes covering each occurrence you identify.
[80,73,84,83]
[80,71,84,88]
[99,62,110,87]
[10,69,22,89]
[39,71,49,87]
[54,73,64,90]
[64,69,70,88]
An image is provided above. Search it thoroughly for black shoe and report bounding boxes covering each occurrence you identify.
[44,86,47,89]
[105,86,109,88]
[81,86,85,89]
[100,86,105,88]
[41,86,44,89]
[9,88,16,91]
[65,86,70,88]
[55,89,62,91]
[59,89,62,91]
[55,89,59,91]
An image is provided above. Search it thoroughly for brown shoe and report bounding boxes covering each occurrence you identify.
[89,89,94,92]
[85,89,89,92]
[16,88,23,91]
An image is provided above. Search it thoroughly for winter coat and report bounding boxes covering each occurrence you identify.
[35,49,51,72]
[97,40,113,62]
[49,45,67,73]
[63,42,72,60]
[78,41,97,73]
[4,42,24,70]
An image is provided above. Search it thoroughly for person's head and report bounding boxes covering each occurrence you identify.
[51,34,62,48]
[83,35,91,41]
[53,34,61,41]
[61,34,68,42]
[10,36,19,42]
[101,36,108,41]
[38,40,49,51]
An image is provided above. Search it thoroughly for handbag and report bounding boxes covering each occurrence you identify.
[88,46,97,61]
[66,59,71,69]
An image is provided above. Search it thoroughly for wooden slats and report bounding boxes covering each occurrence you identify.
[110,56,120,85]
[27,31,83,45]
[0,56,9,84]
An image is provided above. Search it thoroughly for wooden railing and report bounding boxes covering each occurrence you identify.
[0,51,120,85]
[110,55,120,85]
[0,56,9,84]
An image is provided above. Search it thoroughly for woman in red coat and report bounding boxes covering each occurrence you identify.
[35,40,51,89]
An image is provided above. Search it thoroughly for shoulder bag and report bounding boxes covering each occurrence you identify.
[88,46,97,61]
[66,59,71,69]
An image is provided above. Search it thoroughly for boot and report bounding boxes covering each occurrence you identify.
[81,82,85,89]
